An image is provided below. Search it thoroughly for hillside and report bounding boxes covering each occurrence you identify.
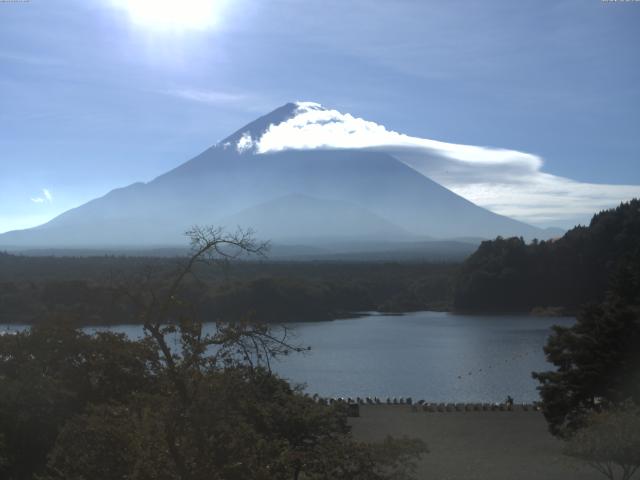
[453,199,640,313]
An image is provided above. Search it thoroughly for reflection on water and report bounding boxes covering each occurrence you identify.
[0,311,574,403]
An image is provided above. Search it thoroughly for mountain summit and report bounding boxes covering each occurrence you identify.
[217,101,308,154]
[0,102,558,250]
[218,101,400,155]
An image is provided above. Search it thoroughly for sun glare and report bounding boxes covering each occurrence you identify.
[113,0,227,32]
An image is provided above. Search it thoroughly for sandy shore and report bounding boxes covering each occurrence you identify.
[350,405,600,480]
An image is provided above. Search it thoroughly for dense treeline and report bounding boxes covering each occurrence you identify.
[0,253,457,325]
[454,199,640,313]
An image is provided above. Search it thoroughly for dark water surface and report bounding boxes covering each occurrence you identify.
[274,311,574,403]
[0,311,574,403]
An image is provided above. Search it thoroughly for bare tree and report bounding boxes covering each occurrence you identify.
[565,404,640,480]
[112,226,307,480]
[114,226,304,365]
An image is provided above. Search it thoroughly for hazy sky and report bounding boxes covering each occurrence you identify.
[1,0,639,232]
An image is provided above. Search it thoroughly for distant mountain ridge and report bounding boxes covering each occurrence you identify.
[0,102,559,250]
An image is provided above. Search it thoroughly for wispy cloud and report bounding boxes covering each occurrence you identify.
[162,89,281,116]
[31,188,54,204]
[255,103,640,228]
[165,89,247,105]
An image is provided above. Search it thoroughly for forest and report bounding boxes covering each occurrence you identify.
[0,252,456,326]
[453,199,640,314]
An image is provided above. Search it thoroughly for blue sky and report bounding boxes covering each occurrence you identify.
[1,0,639,232]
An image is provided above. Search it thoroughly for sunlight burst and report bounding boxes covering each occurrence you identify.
[113,0,227,31]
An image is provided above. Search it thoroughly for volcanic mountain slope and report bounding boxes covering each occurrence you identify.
[219,193,411,242]
[0,102,555,249]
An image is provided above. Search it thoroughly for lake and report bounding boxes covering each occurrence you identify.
[0,311,574,403]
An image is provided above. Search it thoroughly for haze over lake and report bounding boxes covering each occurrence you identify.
[1,311,573,403]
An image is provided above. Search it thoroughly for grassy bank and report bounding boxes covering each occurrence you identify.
[350,405,600,480]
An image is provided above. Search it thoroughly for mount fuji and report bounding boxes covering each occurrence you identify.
[0,102,559,253]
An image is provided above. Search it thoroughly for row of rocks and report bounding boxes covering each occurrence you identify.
[307,395,541,412]
[410,402,541,412]
[309,395,414,405]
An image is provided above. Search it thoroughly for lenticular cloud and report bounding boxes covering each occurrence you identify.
[252,102,640,227]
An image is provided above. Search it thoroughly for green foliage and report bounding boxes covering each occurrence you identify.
[532,299,640,436]
[565,404,640,480]
[454,199,640,313]
[0,324,157,479]
[43,403,141,480]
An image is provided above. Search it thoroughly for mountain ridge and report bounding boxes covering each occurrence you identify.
[0,102,560,250]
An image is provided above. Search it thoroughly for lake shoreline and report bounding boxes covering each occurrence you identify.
[0,306,575,328]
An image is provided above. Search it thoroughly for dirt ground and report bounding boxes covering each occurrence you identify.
[349,405,602,480]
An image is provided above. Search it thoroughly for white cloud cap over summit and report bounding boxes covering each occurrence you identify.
[258,102,541,171]
[251,102,640,228]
